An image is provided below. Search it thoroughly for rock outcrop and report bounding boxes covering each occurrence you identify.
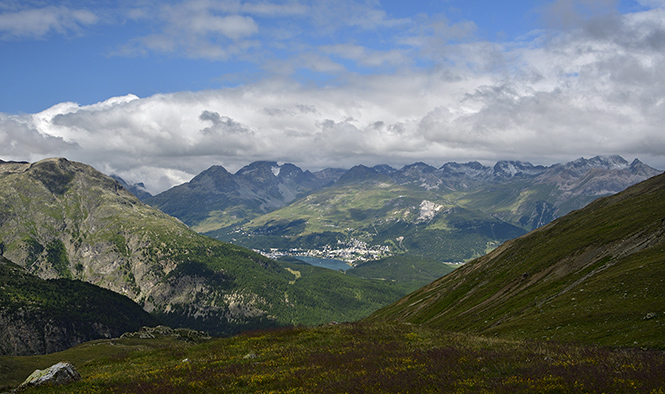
[17,362,80,391]
[120,325,211,342]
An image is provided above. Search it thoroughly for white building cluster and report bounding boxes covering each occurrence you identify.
[260,238,391,265]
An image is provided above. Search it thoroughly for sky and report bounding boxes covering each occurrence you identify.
[1,0,665,194]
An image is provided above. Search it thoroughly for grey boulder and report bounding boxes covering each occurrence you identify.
[18,362,81,390]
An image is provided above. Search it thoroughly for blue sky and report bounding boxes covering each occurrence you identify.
[1,0,540,113]
[1,0,665,192]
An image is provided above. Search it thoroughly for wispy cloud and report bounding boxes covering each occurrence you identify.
[0,5,97,40]
[112,0,415,66]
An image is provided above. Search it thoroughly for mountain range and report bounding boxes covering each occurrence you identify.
[143,155,660,262]
[0,158,412,353]
[144,161,341,232]
[1,155,661,357]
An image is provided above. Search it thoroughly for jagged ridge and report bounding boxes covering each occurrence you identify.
[145,161,336,232]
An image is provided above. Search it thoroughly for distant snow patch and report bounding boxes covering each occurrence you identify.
[272,166,281,176]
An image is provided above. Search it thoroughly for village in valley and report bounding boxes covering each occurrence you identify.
[259,238,392,266]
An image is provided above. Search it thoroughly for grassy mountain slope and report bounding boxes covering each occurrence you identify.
[369,172,665,348]
[0,158,284,335]
[274,258,412,325]
[3,322,664,393]
[0,256,157,356]
[0,158,420,338]
[346,255,456,292]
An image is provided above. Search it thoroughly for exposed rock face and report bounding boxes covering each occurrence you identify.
[383,155,661,229]
[120,325,211,342]
[158,156,661,239]
[0,313,109,356]
[18,362,81,390]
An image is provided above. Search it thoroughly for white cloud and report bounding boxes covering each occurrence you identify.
[175,12,258,39]
[0,113,78,160]
[0,5,97,39]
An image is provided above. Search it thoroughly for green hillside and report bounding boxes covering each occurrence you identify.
[346,254,456,292]
[0,256,157,356]
[274,258,412,325]
[368,172,665,348]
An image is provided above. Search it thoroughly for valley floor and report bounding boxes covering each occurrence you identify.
[4,322,665,393]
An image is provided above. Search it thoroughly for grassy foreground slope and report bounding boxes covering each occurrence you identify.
[3,322,665,393]
[369,172,665,348]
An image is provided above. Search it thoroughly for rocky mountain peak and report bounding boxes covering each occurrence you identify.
[589,155,629,169]
[312,167,347,184]
[391,162,442,189]
[372,164,397,175]
[145,160,332,231]
[191,165,231,181]
[440,161,487,173]
[493,160,546,179]
[564,155,630,173]
[400,162,437,173]
[236,161,279,178]
[275,163,306,180]
[26,158,79,195]
[336,165,388,185]
[439,162,492,182]
[188,165,235,192]
[628,158,657,176]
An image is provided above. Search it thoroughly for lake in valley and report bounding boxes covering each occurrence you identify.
[296,256,352,271]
